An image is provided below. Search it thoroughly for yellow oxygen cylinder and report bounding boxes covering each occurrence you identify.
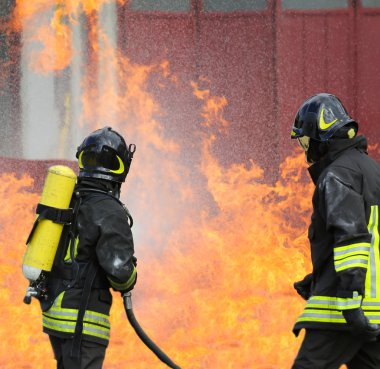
[22,165,77,283]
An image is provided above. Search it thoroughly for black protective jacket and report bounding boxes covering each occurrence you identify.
[294,136,380,334]
[42,179,137,347]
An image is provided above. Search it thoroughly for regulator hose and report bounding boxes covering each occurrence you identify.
[122,292,182,369]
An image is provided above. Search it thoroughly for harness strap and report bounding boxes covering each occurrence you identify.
[36,203,73,224]
[71,260,98,358]
[66,195,82,289]
[25,204,73,245]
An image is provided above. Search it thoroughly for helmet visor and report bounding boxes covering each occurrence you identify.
[297,136,310,152]
[79,146,123,172]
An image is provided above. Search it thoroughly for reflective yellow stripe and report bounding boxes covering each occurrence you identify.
[78,150,84,169]
[109,155,125,175]
[51,293,109,323]
[44,292,111,341]
[333,243,370,272]
[43,315,110,341]
[296,309,346,324]
[363,314,380,324]
[335,259,368,272]
[334,244,370,260]
[108,266,136,291]
[54,291,65,308]
[44,308,110,328]
[334,243,371,256]
[306,294,362,310]
[64,237,79,262]
[362,300,380,310]
[296,307,380,325]
[366,205,380,298]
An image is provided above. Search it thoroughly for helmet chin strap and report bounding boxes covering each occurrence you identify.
[113,183,121,199]
[102,179,121,199]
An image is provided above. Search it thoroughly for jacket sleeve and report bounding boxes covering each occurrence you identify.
[95,203,137,292]
[321,169,371,309]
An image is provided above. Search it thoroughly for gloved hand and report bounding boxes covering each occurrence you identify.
[343,308,380,341]
[294,273,313,300]
[121,273,137,294]
[120,257,137,294]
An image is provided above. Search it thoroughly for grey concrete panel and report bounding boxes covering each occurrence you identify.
[204,0,268,12]
[361,0,380,7]
[131,0,190,12]
[282,0,348,10]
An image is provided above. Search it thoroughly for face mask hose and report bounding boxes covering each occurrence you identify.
[122,292,182,369]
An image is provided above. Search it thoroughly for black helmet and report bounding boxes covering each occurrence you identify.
[76,127,136,183]
[291,93,357,142]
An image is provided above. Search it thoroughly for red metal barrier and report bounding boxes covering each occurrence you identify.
[117,0,380,171]
[2,1,380,177]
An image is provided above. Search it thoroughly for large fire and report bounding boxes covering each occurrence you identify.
[0,147,314,369]
[0,1,354,368]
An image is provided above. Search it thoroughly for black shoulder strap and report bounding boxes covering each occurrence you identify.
[71,259,98,358]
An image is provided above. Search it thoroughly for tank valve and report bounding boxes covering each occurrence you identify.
[23,274,48,304]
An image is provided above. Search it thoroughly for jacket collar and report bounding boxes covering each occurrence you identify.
[76,178,120,198]
[307,135,368,184]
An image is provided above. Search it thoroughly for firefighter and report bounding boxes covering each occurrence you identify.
[290,93,380,369]
[42,127,137,369]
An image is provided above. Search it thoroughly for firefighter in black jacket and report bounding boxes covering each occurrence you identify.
[42,127,137,369]
[290,93,380,369]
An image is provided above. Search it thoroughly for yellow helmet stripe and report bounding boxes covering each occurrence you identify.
[78,150,84,169]
[319,107,338,130]
[109,155,125,175]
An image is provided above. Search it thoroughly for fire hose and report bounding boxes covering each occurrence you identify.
[122,292,182,369]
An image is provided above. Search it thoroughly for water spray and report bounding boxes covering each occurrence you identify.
[122,292,182,369]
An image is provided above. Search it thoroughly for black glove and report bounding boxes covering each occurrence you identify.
[343,308,380,341]
[294,273,313,300]
[120,257,137,294]
[121,273,137,294]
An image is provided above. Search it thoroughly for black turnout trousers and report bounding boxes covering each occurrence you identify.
[292,329,380,369]
[49,336,107,369]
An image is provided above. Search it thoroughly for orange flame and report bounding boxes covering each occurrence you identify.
[11,0,126,73]
[0,154,314,368]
